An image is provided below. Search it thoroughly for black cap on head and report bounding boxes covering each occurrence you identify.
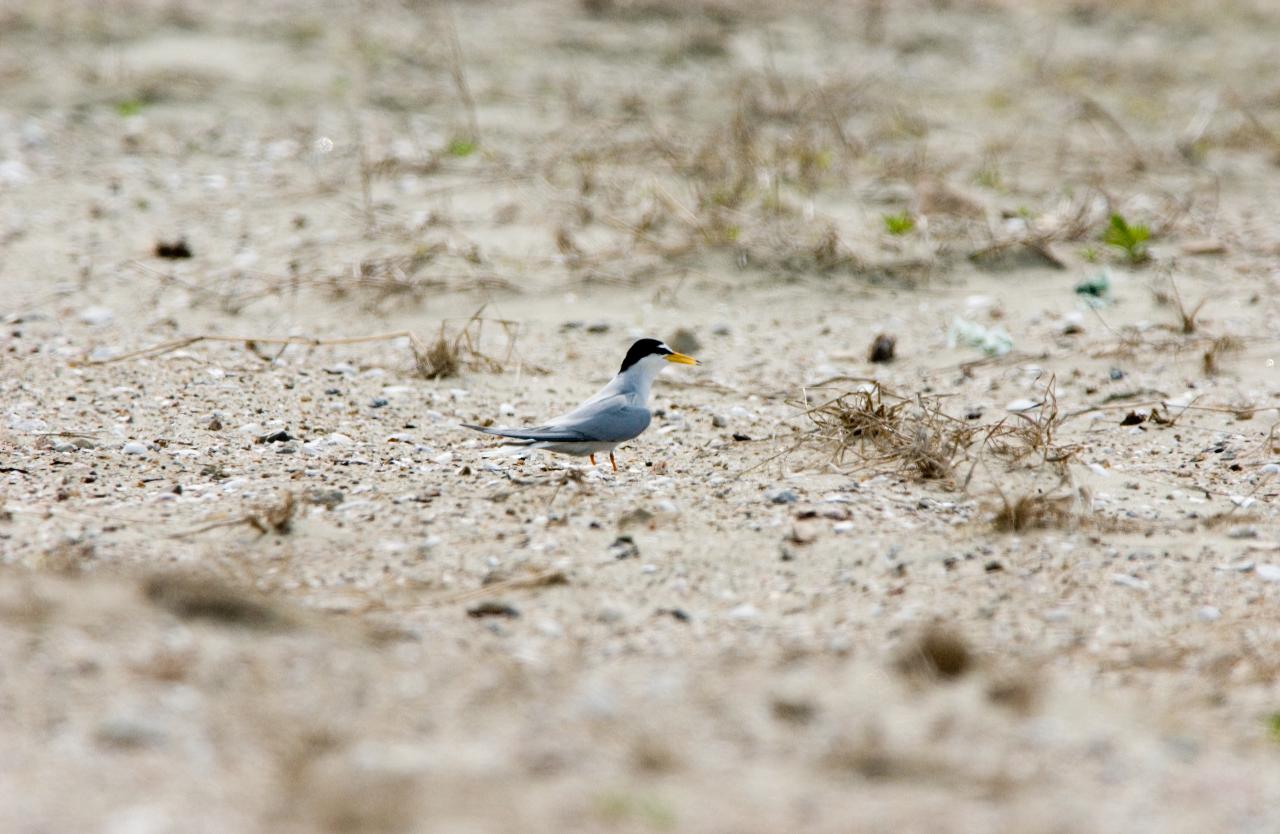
[619,338,671,373]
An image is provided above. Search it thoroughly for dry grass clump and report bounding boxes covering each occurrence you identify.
[801,384,981,481]
[411,311,520,380]
[983,382,1079,476]
[1201,334,1243,376]
[990,491,1078,533]
[805,383,1080,476]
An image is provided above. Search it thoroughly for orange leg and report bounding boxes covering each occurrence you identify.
[609,451,617,472]
[589,453,596,466]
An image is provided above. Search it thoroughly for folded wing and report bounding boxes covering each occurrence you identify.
[465,394,651,444]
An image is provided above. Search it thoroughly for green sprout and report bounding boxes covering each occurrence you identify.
[1102,213,1151,264]
[446,138,477,157]
[114,99,145,117]
[1266,712,1280,744]
[883,212,915,236]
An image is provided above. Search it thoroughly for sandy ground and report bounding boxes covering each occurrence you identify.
[2,1,1280,831]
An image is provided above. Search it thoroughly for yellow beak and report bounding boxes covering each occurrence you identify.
[665,352,699,366]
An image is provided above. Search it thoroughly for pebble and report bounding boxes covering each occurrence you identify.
[596,605,625,623]
[609,535,639,560]
[765,488,798,505]
[432,451,453,465]
[1111,573,1148,590]
[499,402,516,416]
[466,600,520,619]
[306,489,345,509]
[122,441,148,455]
[369,398,389,408]
[1196,606,1221,622]
[79,306,114,326]
[1227,526,1258,540]
[711,413,728,428]
[1005,398,1040,413]
[1255,564,1280,583]
[728,603,760,621]
[325,362,357,375]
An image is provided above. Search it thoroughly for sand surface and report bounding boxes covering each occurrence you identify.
[2,1,1280,831]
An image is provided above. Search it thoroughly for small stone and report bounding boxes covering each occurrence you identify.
[765,488,798,505]
[1196,606,1221,622]
[153,238,193,259]
[499,402,516,416]
[728,603,760,621]
[369,397,389,409]
[1227,526,1259,540]
[466,600,520,618]
[609,535,640,560]
[618,507,654,529]
[868,333,896,363]
[732,432,752,441]
[1111,573,1148,590]
[1255,564,1280,583]
[257,430,292,444]
[596,605,625,623]
[122,441,148,455]
[206,416,223,431]
[1006,398,1040,413]
[711,413,728,428]
[79,306,114,326]
[586,322,611,333]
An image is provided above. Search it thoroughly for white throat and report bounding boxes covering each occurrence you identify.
[606,354,669,405]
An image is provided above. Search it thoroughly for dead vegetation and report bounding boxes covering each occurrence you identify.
[798,380,1078,485]
[990,490,1080,533]
[411,311,519,380]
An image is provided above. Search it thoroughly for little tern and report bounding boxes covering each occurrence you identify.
[463,338,699,471]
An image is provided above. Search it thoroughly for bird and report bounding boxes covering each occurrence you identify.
[463,338,699,471]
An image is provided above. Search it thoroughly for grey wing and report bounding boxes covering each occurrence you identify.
[547,395,651,443]
[461,423,590,442]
